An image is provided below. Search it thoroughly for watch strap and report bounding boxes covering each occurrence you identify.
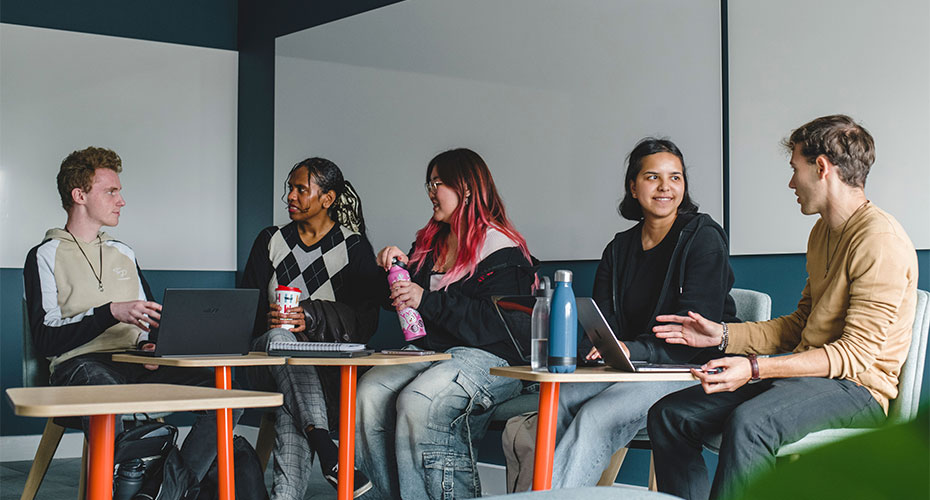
[747,353,760,382]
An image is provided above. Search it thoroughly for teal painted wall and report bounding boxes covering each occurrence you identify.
[0,0,237,50]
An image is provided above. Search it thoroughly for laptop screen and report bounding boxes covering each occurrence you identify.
[492,295,535,364]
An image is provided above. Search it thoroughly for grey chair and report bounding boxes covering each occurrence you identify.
[703,288,930,457]
[597,287,773,489]
[19,301,169,500]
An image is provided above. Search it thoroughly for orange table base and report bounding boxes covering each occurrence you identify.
[215,367,235,500]
[532,381,560,491]
[338,366,357,500]
[88,414,116,500]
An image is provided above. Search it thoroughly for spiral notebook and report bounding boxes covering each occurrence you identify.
[267,341,373,358]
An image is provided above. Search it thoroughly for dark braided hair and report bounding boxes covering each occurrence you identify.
[284,157,367,235]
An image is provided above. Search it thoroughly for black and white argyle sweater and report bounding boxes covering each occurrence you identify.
[241,222,383,338]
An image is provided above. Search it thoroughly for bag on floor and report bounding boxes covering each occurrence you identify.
[502,411,538,493]
[196,435,269,500]
[112,422,181,499]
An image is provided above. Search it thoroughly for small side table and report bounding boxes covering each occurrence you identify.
[112,352,286,500]
[6,384,282,500]
[489,366,695,491]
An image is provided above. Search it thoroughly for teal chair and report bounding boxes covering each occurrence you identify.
[597,287,773,489]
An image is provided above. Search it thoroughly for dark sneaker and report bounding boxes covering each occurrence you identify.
[323,464,373,498]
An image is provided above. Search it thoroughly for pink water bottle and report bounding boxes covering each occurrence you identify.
[388,258,427,341]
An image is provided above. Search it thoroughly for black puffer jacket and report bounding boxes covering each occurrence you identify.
[592,212,739,364]
[406,246,538,365]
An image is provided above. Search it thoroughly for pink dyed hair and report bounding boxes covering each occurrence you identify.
[409,148,531,289]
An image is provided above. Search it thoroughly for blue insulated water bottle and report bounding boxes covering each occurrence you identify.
[548,270,577,373]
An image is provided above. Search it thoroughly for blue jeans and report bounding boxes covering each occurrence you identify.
[648,377,885,500]
[355,347,522,500]
[50,352,243,481]
[551,379,696,488]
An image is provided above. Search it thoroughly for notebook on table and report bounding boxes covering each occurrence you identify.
[577,297,701,373]
[267,341,374,358]
[126,288,259,357]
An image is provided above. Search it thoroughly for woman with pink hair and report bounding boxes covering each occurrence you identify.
[356,148,537,500]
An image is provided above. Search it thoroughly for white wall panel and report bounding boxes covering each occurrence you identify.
[0,24,238,270]
[728,0,930,254]
[275,0,723,260]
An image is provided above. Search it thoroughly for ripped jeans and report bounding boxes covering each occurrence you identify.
[355,347,522,500]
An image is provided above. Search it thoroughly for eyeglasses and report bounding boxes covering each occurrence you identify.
[424,180,444,194]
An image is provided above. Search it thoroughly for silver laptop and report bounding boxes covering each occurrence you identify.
[130,288,259,357]
[577,297,700,373]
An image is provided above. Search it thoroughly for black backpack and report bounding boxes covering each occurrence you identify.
[113,422,202,500]
[195,435,269,500]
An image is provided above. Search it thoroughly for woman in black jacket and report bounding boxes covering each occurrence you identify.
[355,148,537,500]
[551,138,738,488]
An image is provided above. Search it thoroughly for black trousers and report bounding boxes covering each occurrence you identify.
[647,377,885,500]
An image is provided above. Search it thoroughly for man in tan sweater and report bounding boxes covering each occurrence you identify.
[646,115,918,500]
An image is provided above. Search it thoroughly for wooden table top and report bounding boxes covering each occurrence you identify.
[112,352,286,367]
[285,352,451,366]
[490,365,697,383]
[6,384,283,418]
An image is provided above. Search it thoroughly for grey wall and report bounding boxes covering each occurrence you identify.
[274,0,725,260]
[728,0,930,254]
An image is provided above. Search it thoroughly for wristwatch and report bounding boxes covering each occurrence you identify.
[717,322,729,351]
[747,354,761,384]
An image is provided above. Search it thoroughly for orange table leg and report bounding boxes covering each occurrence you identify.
[338,365,357,500]
[532,381,560,491]
[215,366,235,500]
[88,414,116,500]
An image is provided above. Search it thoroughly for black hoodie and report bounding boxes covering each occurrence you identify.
[406,245,538,365]
[592,212,739,364]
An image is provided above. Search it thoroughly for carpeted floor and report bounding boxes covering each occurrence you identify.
[0,457,337,500]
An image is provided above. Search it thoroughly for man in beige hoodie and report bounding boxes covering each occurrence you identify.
[646,115,918,500]
[23,146,238,492]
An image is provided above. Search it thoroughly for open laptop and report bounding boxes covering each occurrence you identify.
[129,288,259,357]
[577,297,701,373]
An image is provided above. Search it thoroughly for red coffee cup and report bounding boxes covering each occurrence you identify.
[275,286,302,330]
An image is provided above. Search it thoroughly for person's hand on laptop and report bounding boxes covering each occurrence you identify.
[267,303,306,333]
[653,311,724,348]
[585,346,602,360]
[585,341,630,361]
[111,300,162,332]
[140,342,159,371]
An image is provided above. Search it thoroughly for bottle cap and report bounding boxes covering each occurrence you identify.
[535,276,553,298]
[391,257,408,269]
[554,270,573,282]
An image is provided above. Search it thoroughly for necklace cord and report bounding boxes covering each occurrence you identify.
[67,230,104,291]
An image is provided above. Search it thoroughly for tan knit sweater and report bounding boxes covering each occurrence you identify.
[727,203,918,413]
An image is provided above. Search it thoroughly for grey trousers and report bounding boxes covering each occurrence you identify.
[248,329,329,500]
[647,377,885,500]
